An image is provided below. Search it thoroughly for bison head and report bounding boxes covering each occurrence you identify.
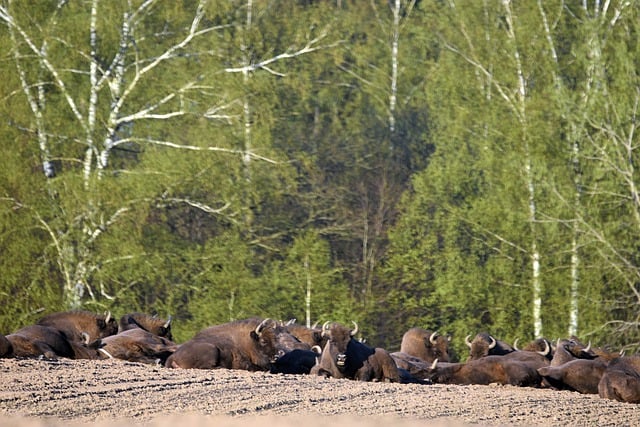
[400,327,452,363]
[322,321,360,370]
[98,311,119,337]
[249,318,280,362]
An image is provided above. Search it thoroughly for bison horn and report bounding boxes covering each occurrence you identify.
[429,331,439,345]
[321,321,331,337]
[430,358,438,370]
[488,336,497,350]
[255,318,271,336]
[285,318,296,326]
[537,339,550,356]
[105,311,111,323]
[98,348,114,359]
[350,321,359,337]
[311,345,322,355]
[465,335,473,348]
[513,338,520,351]
[584,340,591,353]
[163,315,172,329]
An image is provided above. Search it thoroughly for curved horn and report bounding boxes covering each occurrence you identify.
[255,318,271,336]
[104,311,111,323]
[311,345,322,355]
[81,332,90,345]
[513,338,520,351]
[430,358,439,370]
[321,321,331,337]
[350,321,359,337]
[163,315,172,329]
[584,340,591,353]
[429,331,439,345]
[465,335,473,348]
[285,318,296,326]
[488,336,497,350]
[537,339,550,357]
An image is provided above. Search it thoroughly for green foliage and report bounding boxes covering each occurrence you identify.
[0,0,638,353]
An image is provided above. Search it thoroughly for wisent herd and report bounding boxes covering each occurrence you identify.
[1,310,638,404]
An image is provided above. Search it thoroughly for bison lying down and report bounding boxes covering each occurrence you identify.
[426,356,541,387]
[2,325,103,359]
[99,328,178,365]
[165,318,307,370]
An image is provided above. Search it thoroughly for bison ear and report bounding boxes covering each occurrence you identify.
[97,319,106,329]
[250,331,259,341]
[312,331,322,344]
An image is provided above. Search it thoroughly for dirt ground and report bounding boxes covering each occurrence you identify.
[0,358,638,427]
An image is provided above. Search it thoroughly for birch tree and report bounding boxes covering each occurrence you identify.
[0,0,334,312]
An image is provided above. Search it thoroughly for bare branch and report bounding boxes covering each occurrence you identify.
[117,137,280,164]
[224,28,341,75]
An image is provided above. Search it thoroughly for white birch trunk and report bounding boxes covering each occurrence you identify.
[502,0,543,337]
[388,0,400,134]
[304,254,312,328]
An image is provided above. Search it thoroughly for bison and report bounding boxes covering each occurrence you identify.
[311,321,400,382]
[165,317,305,371]
[466,332,515,360]
[0,333,12,357]
[390,351,436,380]
[538,358,608,394]
[399,327,451,363]
[99,328,178,365]
[284,320,326,349]
[269,346,321,375]
[550,337,596,366]
[513,338,554,360]
[426,356,541,387]
[2,325,103,359]
[118,313,173,340]
[499,339,552,374]
[37,310,118,343]
[598,355,640,403]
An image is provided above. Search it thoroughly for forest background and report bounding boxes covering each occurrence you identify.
[1,0,638,357]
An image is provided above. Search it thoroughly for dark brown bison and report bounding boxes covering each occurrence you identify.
[165,318,305,371]
[118,313,173,340]
[550,337,596,366]
[427,356,541,387]
[466,332,516,360]
[2,325,103,359]
[598,356,640,403]
[37,310,118,342]
[269,346,321,375]
[390,351,436,380]
[99,328,178,364]
[538,358,608,394]
[0,333,12,357]
[311,321,400,382]
[284,320,325,349]
[399,327,451,363]
[499,350,551,376]
[513,338,554,360]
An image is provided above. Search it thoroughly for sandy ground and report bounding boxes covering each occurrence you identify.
[0,358,638,427]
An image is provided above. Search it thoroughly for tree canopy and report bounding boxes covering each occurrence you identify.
[1,0,638,352]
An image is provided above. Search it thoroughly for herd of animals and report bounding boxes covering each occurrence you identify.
[0,310,639,404]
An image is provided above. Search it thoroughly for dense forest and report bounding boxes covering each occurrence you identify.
[1,0,638,356]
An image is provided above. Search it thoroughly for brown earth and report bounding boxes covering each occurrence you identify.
[0,358,638,427]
